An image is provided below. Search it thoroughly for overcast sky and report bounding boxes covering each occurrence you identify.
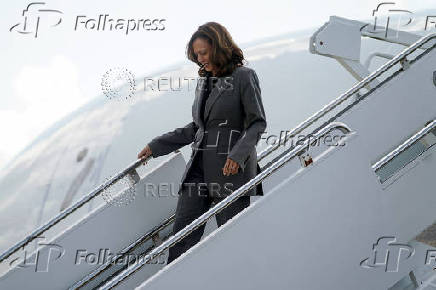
[1,0,434,169]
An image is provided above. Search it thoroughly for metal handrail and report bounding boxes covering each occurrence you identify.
[98,122,352,290]
[73,125,354,288]
[257,32,436,163]
[98,31,436,289]
[1,30,434,270]
[0,156,152,263]
[372,120,436,172]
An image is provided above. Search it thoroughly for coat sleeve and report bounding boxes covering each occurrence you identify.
[228,69,267,172]
[147,121,199,158]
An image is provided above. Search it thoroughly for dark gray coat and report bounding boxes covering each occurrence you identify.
[147,66,267,198]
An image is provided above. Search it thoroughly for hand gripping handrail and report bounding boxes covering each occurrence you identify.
[257,32,436,163]
[98,122,352,290]
[97,31,436,288]
[0,156,153,263]
[1,31,435,268]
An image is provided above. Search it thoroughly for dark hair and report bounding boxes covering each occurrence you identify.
[186,22,246,77]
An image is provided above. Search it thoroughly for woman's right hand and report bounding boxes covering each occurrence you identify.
[137,144,153,165]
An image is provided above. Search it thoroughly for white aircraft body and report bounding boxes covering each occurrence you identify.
[1,13,436,290]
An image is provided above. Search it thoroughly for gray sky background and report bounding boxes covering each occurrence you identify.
[0,0,434,168]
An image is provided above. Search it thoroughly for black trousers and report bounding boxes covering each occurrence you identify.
[167,150,250,264]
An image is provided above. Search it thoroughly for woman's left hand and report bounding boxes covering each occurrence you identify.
[223,158,240,176]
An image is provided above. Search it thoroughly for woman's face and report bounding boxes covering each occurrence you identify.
[193,37,216,75]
